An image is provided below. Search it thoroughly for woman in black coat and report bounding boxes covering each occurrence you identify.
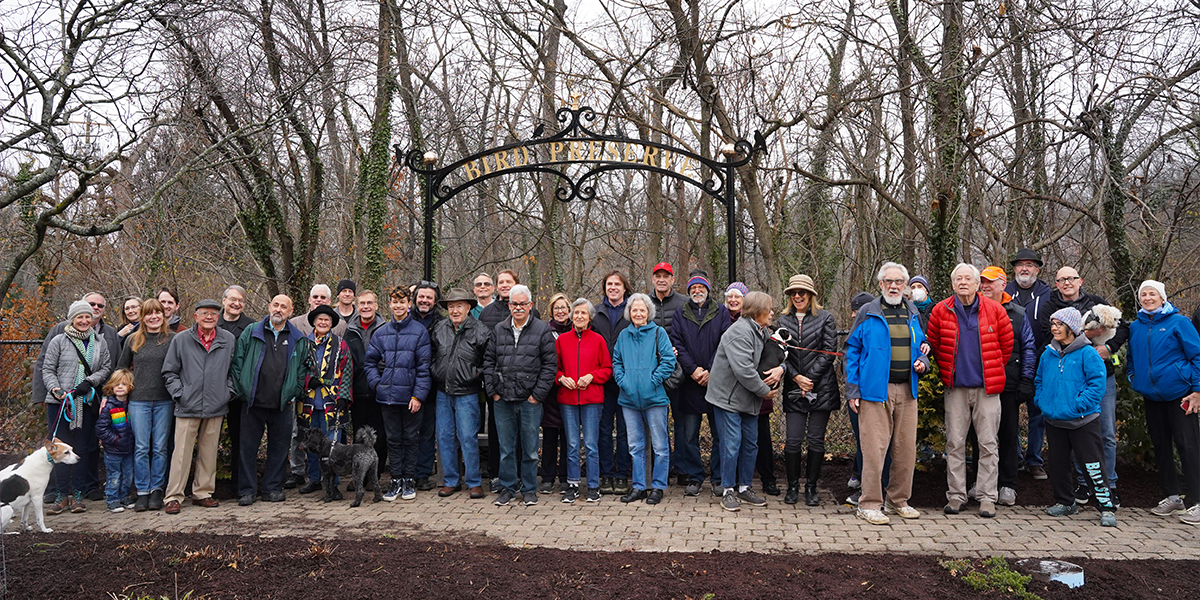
[777,274,840,506]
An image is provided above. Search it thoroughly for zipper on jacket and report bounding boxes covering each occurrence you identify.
[576,330,583,406]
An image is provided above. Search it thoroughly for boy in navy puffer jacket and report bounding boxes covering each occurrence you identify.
[96,369,136,512]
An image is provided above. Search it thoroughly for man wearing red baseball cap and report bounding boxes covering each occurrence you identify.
[979,266,1036,507]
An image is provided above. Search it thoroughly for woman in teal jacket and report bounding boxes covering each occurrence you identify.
[1035,307,1116,527]
[612,293,676,505]
[1127,280,1200,524]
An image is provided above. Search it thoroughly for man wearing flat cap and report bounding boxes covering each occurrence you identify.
[297,305,352,496]
[161,299,237,514]
[430,288,492,498]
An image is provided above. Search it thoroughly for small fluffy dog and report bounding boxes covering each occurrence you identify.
[1083,304,1122,348]
[298,425,381,507]
[1,438,79,534]
[759,328,793,389]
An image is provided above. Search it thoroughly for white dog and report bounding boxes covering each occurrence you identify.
[1083,304,1123,348]
[1,438,80,534]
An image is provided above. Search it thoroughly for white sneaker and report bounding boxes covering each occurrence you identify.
[884,500,920,519]
[847,476,861,490]
[1179,504,1200,525]
[1151,495,1186,516]
[856,507,890,525]
[997,487,1017,506]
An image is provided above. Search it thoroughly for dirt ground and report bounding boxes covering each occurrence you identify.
[3,531,1196,600]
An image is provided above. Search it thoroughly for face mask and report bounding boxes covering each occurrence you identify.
[911,288,927,303]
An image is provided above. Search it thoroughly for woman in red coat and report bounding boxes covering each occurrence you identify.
[555,298,613,504]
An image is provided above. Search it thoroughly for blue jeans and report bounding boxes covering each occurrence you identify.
[127,400,173,494]
[561,403,602,489]
[1024,395,1045,467]
[1076,375,1118,488]
[623,405,670,490]
[675,411,721,484]
[494,399,542,493]
[599,384,631,478]
[436,391,482,488]
[713,407,758,490]
[103,452,133,506]
[304,412,341,485]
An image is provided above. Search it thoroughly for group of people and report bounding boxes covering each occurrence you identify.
[28,249,1200,529]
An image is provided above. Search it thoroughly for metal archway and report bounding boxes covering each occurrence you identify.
[396,105,768,282]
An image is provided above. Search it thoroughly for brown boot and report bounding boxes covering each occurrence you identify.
[69,491,87,513]
[45,493,70,515]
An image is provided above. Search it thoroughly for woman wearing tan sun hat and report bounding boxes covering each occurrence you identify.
[778,274,839,506]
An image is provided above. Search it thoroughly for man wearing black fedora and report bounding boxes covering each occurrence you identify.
[430,288,492,498]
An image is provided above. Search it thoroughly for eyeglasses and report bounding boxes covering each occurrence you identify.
[88,302,105,308]
[510,301,531,308]
[882,278,905,286]
[474,281,493,288]
[1055,276,1080,284]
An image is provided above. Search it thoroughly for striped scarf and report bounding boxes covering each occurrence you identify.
[63,326,96,429]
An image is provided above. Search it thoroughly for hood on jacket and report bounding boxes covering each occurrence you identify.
[1049,334,1091,356]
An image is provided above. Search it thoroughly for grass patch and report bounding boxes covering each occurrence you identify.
[940,556,1041,600]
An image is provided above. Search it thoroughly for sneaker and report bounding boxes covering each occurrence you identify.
[720,490,740,512]
[70,491,87,513]
[1151,495,1186,516]
[979,500,996,518]
[523,492,538,506]
[45,493,69,515]
[237,495,255,506]
[847,476,861,490]
[84,488,105,502]
[736,488,767,507]
[1100,511,1118,527]
[613,479,632,495]
[490,478,501,494]
[562,485,579,504]
[539,481,554,494]
[106,503,124,513]
[585,488,602,503]
[1028,465,1047,480]
[1179,504,1200,525]
[121,495,137,509]
[600,477,615,495]
[1111,489,1121,509]
[1074,483,1091,505]
[997,487,1017,506]
[884,500,920,519]
[856,507,890,525]
[943,500,964,515]
[415,477,434,491]
[494,489,515,506]
[710,483,724,497]
[844,491,860,506]
[382,479,403,502]
[684,482,702,497]
[1045,503,1080,517]
[400,478,416,501]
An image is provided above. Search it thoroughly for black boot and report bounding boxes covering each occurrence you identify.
[783,451,802,505]
[805,450,822,506]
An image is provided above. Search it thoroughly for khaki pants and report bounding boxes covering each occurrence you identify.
[858,383,918,512]
[944,387,1000,504]
[165,416,224,504]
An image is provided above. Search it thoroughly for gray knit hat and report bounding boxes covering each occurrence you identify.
[67,300,92,321]
[1050,307,1083,335]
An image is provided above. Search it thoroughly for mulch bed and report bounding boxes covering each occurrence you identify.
[3,532,1195,599]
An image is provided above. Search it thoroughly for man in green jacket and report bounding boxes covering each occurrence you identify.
[232,294,312,506]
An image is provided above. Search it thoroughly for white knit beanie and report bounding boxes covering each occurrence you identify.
[1138,280,1167,301]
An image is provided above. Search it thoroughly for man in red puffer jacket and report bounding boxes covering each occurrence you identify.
[927,263,1014,519]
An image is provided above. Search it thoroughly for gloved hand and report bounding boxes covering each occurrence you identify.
[307,377,324,390]
[73,381,94,398]
[1018,378,1035,399]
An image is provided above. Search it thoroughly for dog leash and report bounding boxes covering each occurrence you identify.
[781,342,845,357]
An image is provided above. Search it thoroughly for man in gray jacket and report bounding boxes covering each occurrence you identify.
[161,300,236,514]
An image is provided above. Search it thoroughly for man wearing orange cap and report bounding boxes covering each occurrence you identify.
[979,266,1037,506]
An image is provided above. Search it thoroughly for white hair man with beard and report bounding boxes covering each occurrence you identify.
[843,262,931,525]
[1003,247,1055,481]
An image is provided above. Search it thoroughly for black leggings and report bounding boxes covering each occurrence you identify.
[539,426,569,484]
[1046,419,1114,512]
[1144,398,1200,504]
[784,410,832,455]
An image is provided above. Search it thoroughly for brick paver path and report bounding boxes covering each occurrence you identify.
[35,488,1200,559]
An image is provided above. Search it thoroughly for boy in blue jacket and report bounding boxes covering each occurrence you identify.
[96,369,136,513]
[1035,308,1116,527]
